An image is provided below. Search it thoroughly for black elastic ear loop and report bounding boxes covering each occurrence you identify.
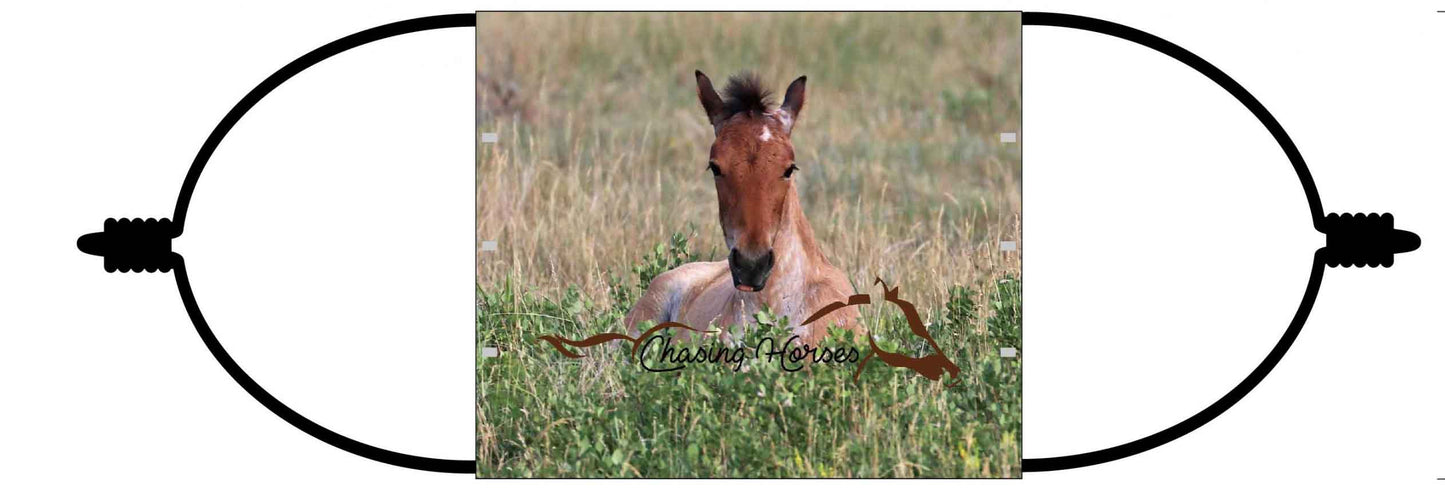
[175,13,475,474]
[1019,12,1417,472]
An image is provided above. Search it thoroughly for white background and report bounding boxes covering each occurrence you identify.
[1,0,1441,500]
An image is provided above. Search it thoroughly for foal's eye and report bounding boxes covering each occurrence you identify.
[707,162,722,177]
[783,164,799,179]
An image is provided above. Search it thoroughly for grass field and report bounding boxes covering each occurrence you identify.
[477,12,1022,477]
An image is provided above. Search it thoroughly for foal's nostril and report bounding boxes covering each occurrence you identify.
[729,249,771,271]
[728,248,776,291]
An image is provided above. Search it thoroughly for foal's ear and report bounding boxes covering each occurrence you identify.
[695,70,726,126]
[779,75,806,133]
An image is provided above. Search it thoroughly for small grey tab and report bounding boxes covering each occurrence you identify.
[481,347,500,358]
[1000,347,1018,358]
[1000,240,1017,252]
[480,132,499,143]
[481,240,498,252]
[1000,132,1018,143]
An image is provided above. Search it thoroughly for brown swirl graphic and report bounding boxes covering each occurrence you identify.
[534,278,960,384]
[537,322,714,358]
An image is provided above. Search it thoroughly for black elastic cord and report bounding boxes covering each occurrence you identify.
[1021,12,1325,228]
[172,13,477,233]
[1020,12,1326,472]
[172,13,476,474]
[1024,252,1324,472]
[175,259,473,473]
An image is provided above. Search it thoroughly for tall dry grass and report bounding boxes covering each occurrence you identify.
[477,11,1021,319]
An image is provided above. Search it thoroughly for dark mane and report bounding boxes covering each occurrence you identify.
[720,72,775,118]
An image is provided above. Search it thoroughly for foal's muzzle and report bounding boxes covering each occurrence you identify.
[729,248,774,292]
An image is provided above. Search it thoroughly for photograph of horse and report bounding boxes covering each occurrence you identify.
[623,71,861,343]
[477,12,1021,478]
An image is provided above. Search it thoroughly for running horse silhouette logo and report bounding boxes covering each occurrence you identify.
[804,278,962,384]
[538,278,960,384]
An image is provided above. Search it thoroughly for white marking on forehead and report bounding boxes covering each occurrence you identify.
[759,126,772,142]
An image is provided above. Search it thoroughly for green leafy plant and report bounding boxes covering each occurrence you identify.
[608,225,701,310]
[478,233,1020,478]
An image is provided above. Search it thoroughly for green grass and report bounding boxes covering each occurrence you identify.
[477,232,1021,478]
